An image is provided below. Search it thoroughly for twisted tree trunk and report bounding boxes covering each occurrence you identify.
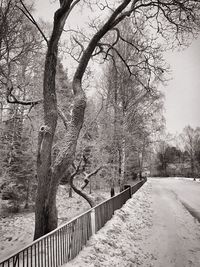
[70,176,95,208]
[34,1,86,240]
[34,0,134,239]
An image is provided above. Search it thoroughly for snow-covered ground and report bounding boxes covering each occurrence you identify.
[152,177,200,223]
[64,178,200,267]
[0,186,109,260]
[174,177,200,183]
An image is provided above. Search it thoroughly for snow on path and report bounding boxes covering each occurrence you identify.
[142,179,200,267]
[153,177,200,222]
[64,179,200,267]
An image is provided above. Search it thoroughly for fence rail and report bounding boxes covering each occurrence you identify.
[0,178,146,267]
[94,187,131,233]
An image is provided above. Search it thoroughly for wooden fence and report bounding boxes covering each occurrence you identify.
[0,179,146,267]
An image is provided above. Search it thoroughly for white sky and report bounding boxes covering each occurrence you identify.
[34,0,200,135]
[163,37,200,134]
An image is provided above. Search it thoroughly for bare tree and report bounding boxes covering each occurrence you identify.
[102,16,166,187]
[181,126,200,178]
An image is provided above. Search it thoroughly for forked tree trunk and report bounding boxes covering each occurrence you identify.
[34,0,134,239]
[34,2,86,240]
[34,90,86,240]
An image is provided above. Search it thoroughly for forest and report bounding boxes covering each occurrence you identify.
[0,0,200,241]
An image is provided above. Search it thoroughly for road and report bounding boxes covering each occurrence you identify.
[142,178,200,267]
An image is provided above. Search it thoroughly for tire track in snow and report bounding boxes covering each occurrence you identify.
[181,201,200,224]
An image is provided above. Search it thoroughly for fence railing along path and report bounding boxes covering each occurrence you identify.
[0,178,146,267]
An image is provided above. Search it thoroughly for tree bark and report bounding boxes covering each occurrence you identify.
[24,179,30,209]
[69,186,72,198]
[34,1,83,240]
[34,90,86,239]
[119,114,126,190]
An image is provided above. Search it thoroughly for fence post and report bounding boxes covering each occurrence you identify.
[91,209,96,235]
[123,184,132,198]
[129,185,132,198]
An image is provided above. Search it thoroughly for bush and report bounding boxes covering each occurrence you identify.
[1,200,20,214]
[2,184,19,201]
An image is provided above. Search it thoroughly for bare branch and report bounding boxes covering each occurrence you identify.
[81,166,102,190]
[73,36,85,60]
[6,85,43,106]
[69,156,96,207]
[81,93,104,138]
[17,0,48,45]
[71,156,83,178]
[69,175,95,207]
[57,107,69,130]
[73,0,133,85]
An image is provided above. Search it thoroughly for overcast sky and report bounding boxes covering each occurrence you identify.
[163,37,200,134]
[34,0,200,135]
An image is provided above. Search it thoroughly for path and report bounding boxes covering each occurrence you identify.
[142,178,200,267]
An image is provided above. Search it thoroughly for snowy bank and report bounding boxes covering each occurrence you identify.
[64,182,153,267]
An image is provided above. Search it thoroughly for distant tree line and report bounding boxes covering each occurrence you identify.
[154,126,200,178]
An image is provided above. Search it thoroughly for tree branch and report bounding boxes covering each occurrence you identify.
[6,85,43,106]
[81,167,102,190]
[70,176,95,207]
[81,93,104,139]
[57,107,69,130]
[17,0,48,45]
[73,0,133,86]
[69,154,102,207]
[69,158,95,207]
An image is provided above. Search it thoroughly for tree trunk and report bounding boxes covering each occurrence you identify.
[118,148,122,184]
[69,186,72,198]
[89,177,92,194]
[110,187,115,197]
[191,157,194,177]
[112,69,118,190]
[34,0,134,240]
[24,179,30,209]
[34,50,58,239]
[34,2,86,239]
[70,175,95,208]
[34,168,58,239]
[120,115,126,190]
[34,91,86,240]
